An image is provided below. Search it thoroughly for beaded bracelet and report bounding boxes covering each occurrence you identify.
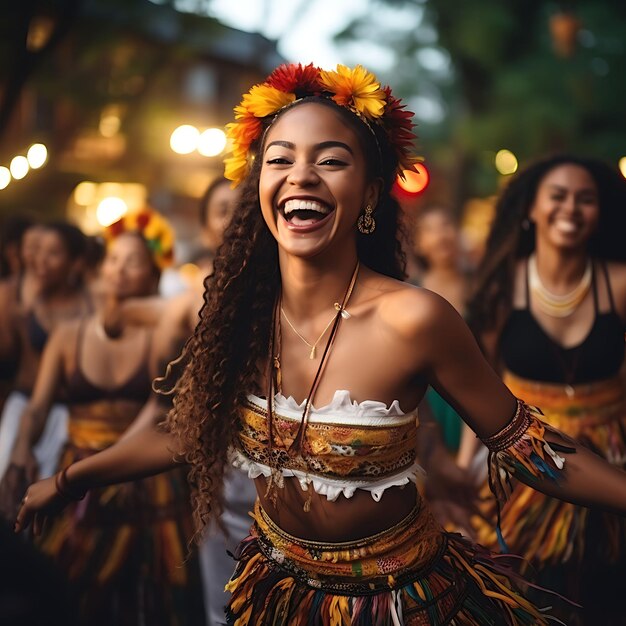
[54,466,87,501]
[480,399,533,453]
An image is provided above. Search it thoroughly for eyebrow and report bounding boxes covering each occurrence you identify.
[265,140,354,155]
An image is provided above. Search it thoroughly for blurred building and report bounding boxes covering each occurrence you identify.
[0,1,283,258]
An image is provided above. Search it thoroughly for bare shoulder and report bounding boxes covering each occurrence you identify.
[368,274,460,341]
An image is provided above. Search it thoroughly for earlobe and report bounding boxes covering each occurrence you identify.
[366,178,383,210]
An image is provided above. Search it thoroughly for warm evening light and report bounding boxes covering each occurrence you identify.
[73,181,98,206]
[395,163,430,196]
[96,196,128,227]
[197,128,227,157]
[619,157,626,179]
[170,125,200,154]
[27,143,48,169]
[10,156,29,180]
[0,167,10,190]
[495,149,518,175]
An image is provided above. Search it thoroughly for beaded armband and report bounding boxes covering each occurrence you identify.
[480,400,574,550]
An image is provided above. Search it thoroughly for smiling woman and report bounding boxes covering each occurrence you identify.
[468,154,626,623]
[14,67,626,626]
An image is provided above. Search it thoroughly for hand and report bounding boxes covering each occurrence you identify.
[14,475,70,536]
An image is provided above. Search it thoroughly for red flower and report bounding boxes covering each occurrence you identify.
[136,212,151,230]
[107,219,125,237]
[266,63,322,96]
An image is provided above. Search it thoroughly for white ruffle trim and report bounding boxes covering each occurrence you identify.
[247,389,417,426]
[229,448,425,502]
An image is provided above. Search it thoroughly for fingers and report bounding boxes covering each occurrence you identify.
[14,493,32,533]
[33,511,45,537]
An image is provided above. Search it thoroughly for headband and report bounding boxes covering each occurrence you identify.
[223,63,418,188]
[104,208,175,270]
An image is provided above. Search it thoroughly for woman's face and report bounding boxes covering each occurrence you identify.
[202,182,240,248]
[415,209,459,268]
[100,233,158,299]
[34,230,76,289]
[21,225,44,270]
[529,164,599,252]
[258,102,379,259]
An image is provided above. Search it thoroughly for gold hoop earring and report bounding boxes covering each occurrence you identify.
[357,204,376,235]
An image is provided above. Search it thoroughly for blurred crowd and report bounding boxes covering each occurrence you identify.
[1,153,625,626]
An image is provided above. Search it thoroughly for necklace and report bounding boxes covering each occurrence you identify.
[280,269,358,359]
[267,262,360,509]
[528,254,592,318]
[280,309,336,360]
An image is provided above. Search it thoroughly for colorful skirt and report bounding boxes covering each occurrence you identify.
[38,423,205,626]
[225,499,554,625]
[477,373,626,568]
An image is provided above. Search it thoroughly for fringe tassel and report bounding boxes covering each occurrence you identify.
[225,531,560,625]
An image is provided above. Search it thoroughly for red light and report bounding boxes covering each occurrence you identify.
[394,164,430,197]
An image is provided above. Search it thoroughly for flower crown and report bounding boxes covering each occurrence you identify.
[104,207,175,270]
[224,63,418,187]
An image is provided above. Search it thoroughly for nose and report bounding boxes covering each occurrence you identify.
[286,161,320,187]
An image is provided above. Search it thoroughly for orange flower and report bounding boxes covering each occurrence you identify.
[318,65,386,120]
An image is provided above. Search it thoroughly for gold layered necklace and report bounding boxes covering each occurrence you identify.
[528,254,592,318]
[280,267,359,360]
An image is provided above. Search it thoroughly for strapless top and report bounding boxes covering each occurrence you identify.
[231,390,424,502]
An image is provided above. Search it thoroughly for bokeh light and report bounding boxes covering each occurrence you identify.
[495,149,518,175]
[197,128,227,156]
[170,125,200,154]
[10,155,29,180]
[96,196,128,227]
[395,164,430,197]
[27,143,48,169]
[619,157,626,179]
[73,181,98,206]
[0,166,10,190]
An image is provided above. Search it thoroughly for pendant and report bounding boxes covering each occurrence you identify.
[309,346,316,360]
[565,384,575,398]
[334,302,351,319]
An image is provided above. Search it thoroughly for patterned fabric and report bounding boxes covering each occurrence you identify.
[478,373,626,566]
[225,500,555,625]
[233,393,423,501]
[38,407,205,626]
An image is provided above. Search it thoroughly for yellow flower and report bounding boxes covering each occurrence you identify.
[241,84,295,118]
[224,150,249,187]
[319,64,386,120]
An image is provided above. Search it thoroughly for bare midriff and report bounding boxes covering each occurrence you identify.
[255,477,419,542]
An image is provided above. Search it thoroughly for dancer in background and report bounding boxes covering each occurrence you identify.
[468,154,626,624]
[0,222,91,495]
[5,209,204,626]
[15,65,626,625]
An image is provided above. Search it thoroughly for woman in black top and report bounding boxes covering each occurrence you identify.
[469,154,626,624]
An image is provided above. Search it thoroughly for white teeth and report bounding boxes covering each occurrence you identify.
[554,219,579,234]
[283,199,330,215]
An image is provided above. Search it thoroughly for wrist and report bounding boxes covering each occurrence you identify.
[54,466,87,501]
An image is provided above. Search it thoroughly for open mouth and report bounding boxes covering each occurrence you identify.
[279,199,334,228]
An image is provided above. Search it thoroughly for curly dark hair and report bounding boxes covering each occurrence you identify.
[156,96,408,538]
[467,154,626,343]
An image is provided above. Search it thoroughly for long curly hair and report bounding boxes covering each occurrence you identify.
[467,154,626,343]
[156,96,408,538]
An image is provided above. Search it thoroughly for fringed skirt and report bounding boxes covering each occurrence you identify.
[38,437,205,626]
[225,499,554,625]
[478,373,626,567]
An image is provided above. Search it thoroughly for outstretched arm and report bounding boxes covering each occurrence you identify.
[14,404,183,535]
[419,292,626,514]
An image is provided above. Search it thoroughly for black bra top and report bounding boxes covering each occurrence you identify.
[26,310,49,354]
[500,260,625,385]
[66,320,152,405]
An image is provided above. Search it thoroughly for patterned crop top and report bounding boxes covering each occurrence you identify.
[231,390,424,502]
